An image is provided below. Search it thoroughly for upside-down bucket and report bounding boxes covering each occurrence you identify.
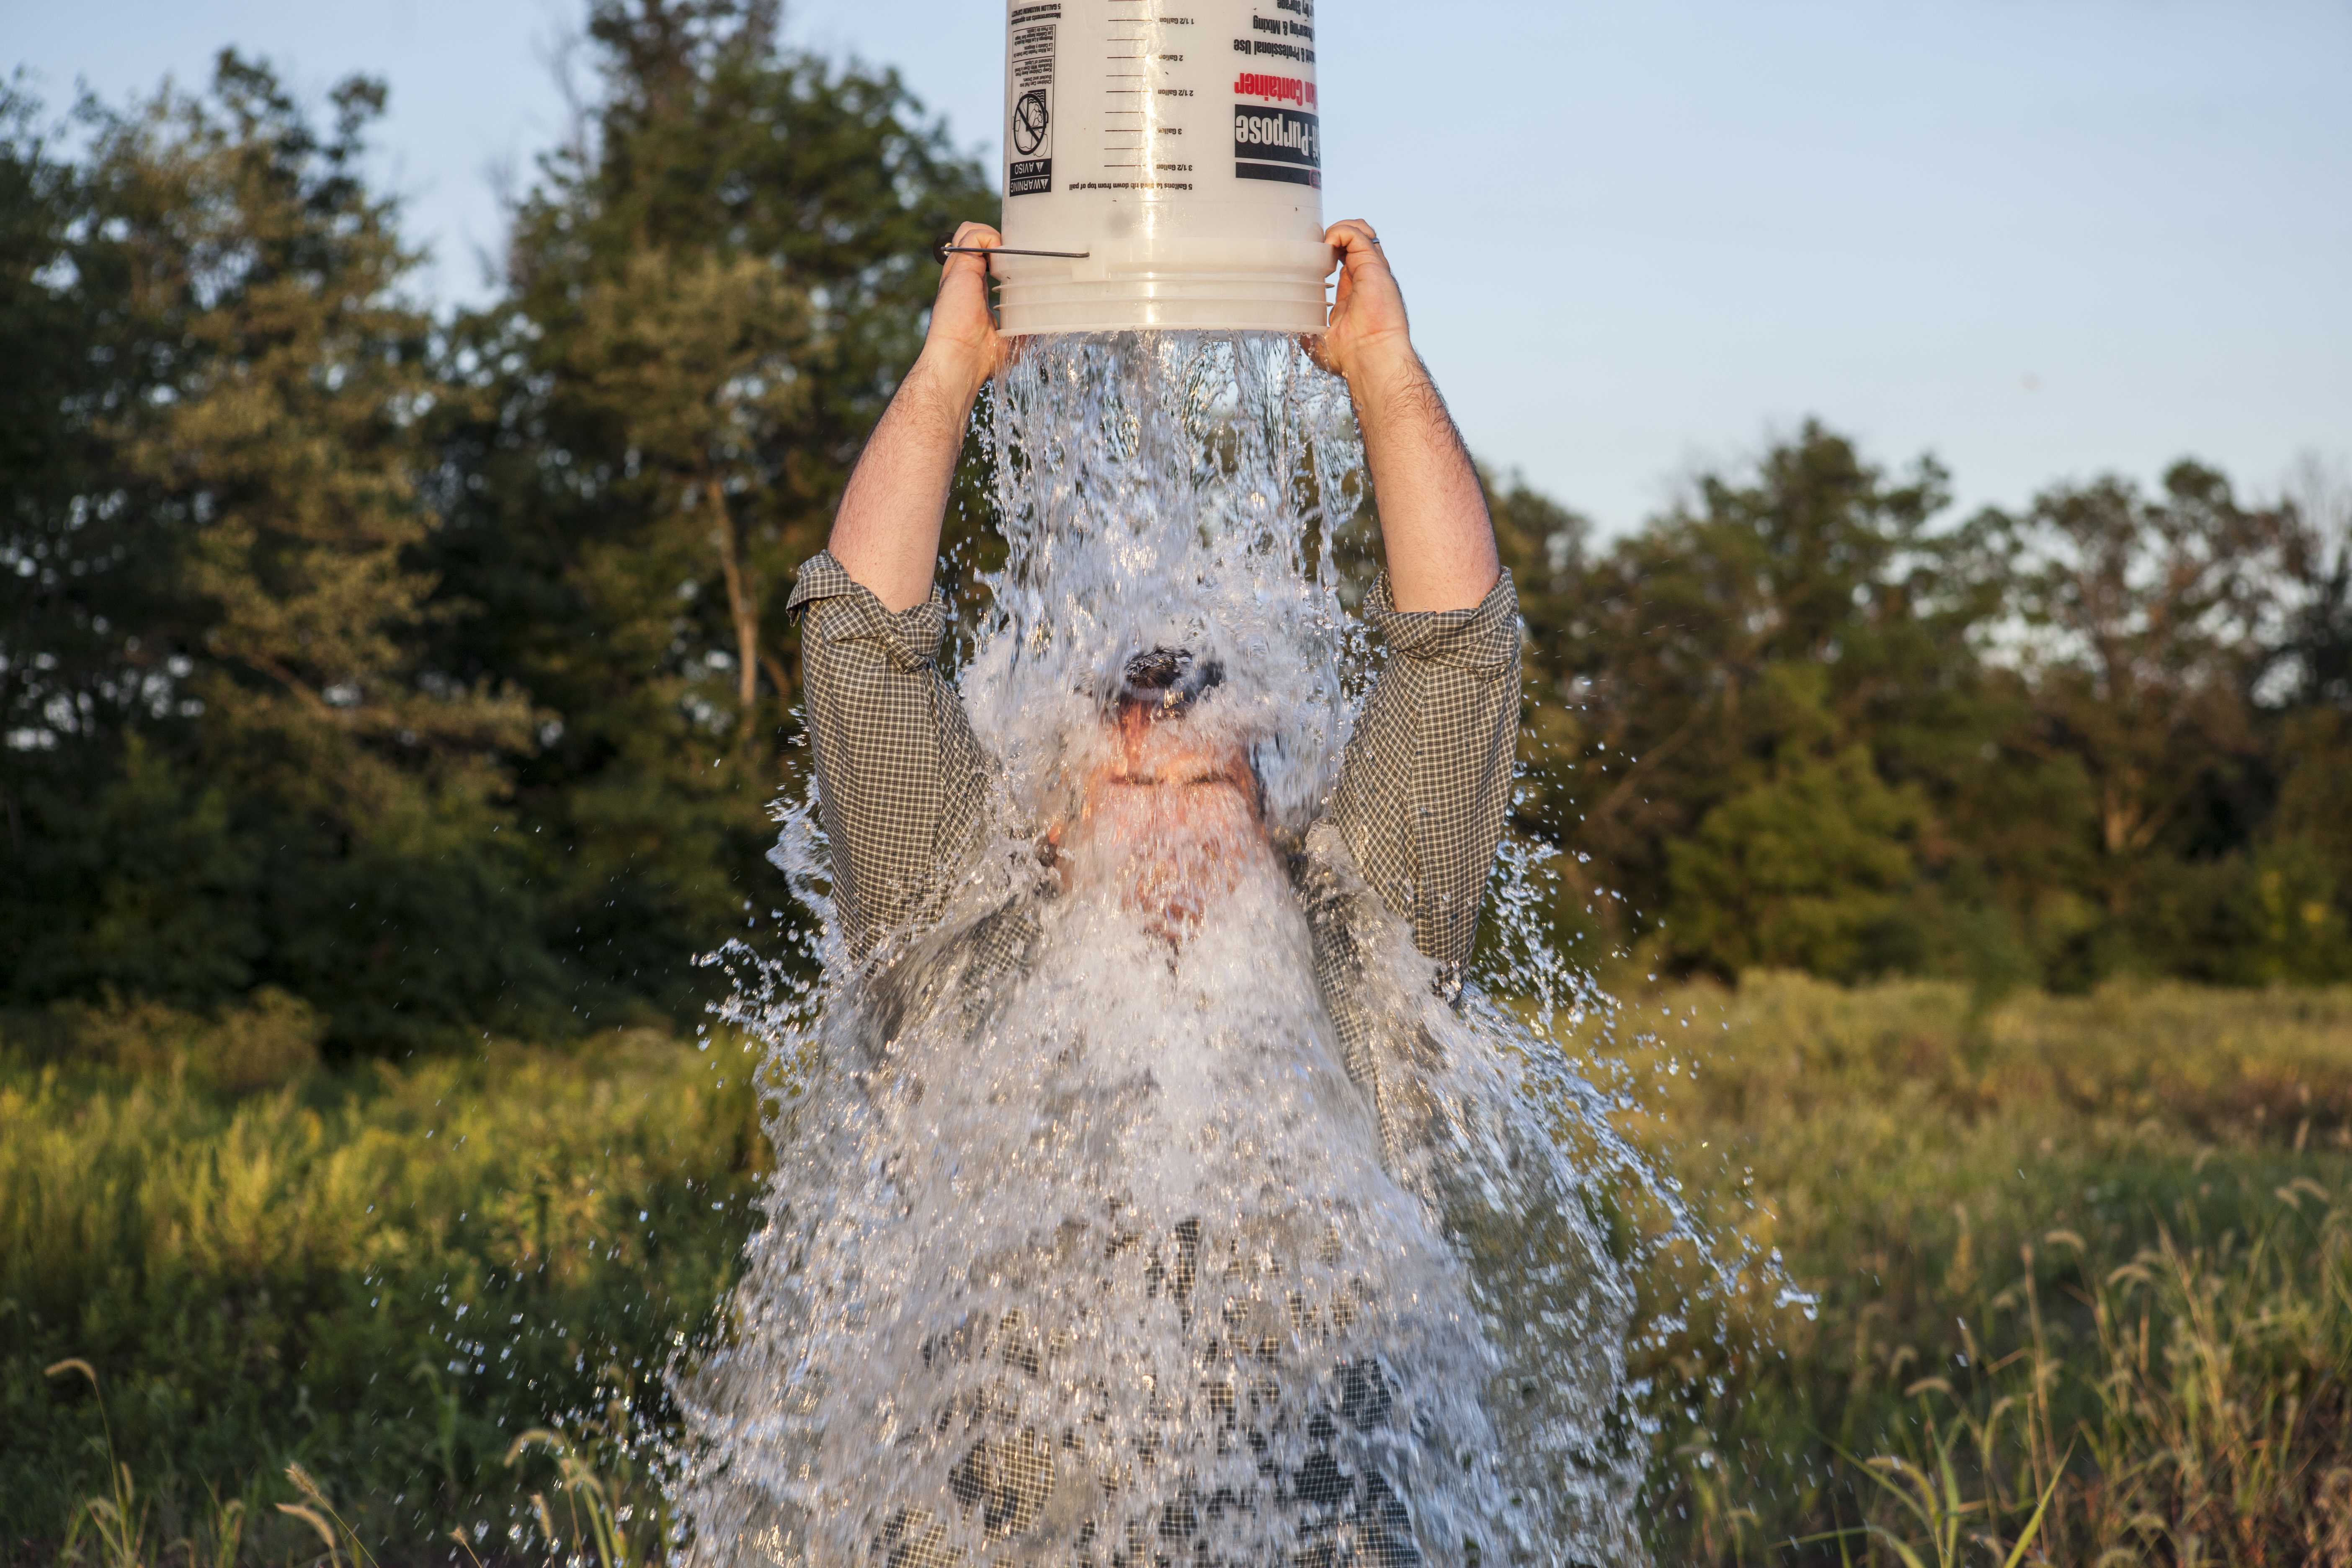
[993,0,1336,335]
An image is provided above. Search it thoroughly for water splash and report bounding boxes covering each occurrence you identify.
[962,333,1368,837]
[674,335,1723,1566]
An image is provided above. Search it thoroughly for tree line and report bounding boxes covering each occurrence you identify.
[5,0,2348,1053]
[1495,433,2352,994]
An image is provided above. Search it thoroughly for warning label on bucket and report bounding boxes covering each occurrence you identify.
[1008,3,1058,195]
[1233,104,1320,187]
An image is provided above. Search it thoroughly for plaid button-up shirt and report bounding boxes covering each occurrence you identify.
[788,547,1520,986]
[776,550,1530,1563]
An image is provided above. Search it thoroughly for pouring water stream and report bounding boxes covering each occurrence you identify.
[670,334,1750,1567]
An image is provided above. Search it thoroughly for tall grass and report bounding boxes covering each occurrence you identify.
[8,979,2350,1563]
[2,1011,767,1563]
[1588,975,2352,1565]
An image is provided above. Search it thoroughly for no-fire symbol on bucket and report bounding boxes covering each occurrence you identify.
[1014,90,1050,157]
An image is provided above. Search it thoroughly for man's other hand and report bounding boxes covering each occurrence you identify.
[925,221,1012,402]
[1306,220,1498,612]
[1310,219,1413,387]
[827,220,1007,611]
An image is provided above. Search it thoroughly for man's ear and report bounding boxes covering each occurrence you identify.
[1238,753,1269,823]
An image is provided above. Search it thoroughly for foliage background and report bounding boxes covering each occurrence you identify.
[1,1,992,1052]
[7,1,2351,1052]
[5,1,2352,1562]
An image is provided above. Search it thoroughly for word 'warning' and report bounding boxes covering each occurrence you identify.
[1008,4,1059,195]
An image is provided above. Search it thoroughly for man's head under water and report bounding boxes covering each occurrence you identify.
[1053,647,1276,943]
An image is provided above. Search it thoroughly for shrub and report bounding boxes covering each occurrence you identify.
[55,989,323,1093]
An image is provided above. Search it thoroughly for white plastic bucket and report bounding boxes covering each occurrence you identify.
[996,0,1335,335]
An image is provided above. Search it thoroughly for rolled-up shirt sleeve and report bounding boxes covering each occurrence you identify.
[787,550,990,958]
[1327,569,1522,973]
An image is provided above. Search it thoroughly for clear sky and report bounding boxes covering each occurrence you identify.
[12,0,2350,534]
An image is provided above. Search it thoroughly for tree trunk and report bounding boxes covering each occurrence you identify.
[709,477,762,726]
[760,648,794,712]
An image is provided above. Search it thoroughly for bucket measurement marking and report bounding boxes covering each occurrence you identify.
[1104,0,1151,166]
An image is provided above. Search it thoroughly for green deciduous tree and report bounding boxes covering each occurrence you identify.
[1491,419,2352,992]
[1664,667,1932,982]
[1981,464,2289,904]
[1496,422,2017,975]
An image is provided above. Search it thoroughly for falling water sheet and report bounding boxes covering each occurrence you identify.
[673,335,1700,1568]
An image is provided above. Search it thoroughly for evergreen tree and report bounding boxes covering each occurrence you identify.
[0,83,145,961]
[425,0,994,1013]
[2,60,555,1047]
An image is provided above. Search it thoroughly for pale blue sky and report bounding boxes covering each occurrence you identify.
[11,0,2350,532]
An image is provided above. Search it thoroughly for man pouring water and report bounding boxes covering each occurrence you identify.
[694,224,1635,1568]
[795,217,1516,999]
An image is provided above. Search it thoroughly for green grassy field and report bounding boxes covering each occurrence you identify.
[1584,975,2352,1565]
[5,979,2349,1565]
[0,1007,770,1565]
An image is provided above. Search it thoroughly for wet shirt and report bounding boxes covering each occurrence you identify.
[760,553,1555,1567]
[787,547,1520,986]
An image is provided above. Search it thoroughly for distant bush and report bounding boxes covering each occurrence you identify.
[52,988,324,1093]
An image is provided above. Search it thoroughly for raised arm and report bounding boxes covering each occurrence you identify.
[790,223,1008,956]
[1316,221,1520,977]
[826,222,1010,611]
[1312,219,1501,613]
